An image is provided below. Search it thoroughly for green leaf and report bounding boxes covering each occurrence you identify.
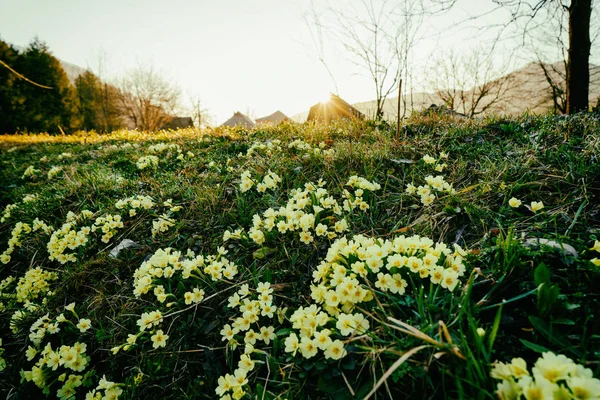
[534,262,550,286]
[253,247,275,260]
[528,316,581,357]
[520,339,551,353]
[537,282,560,316]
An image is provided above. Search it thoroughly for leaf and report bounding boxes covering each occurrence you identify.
[528,316,581,357]
[520,339,551,353]
[534,263,550,286]
[253,247,275,260]
[552,318,575,325]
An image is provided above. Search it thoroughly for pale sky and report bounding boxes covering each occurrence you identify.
[0,0,557,124]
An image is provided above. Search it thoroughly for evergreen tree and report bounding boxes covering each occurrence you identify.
[75,70,123,132]
[12,38,80,133]
[0,39,20,133]
[75,70,100,131]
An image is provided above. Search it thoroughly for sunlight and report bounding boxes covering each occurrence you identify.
[318,92,331,104]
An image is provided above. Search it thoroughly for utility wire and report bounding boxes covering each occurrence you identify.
[0,58,53,89]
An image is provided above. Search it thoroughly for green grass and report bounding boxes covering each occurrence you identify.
[0,114,599,399]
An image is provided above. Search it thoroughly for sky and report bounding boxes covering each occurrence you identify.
[0,0,548,124]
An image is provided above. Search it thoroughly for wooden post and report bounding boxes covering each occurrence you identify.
[396,79,403,136]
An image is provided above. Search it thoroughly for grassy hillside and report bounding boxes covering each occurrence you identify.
[0,114,599,399]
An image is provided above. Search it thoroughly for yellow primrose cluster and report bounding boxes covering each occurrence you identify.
[0,276,16,312]
[132,247,238,299]
[343,175,381,211]
[27,303,87,345]
[405,174,455,206]
[285,305,351,360]
[136,155,159,170]
[15,267,58,303]
[47,166,63,179]
[84,376,124,400]
[23,193,38,203]
[162,198,182,212]
[47,211,94,264]
[136,310,164,332]
[22,341,90,399]
[238,170,281,193]
[590,240,600,267]
[92,214,123,243]
[491,352,600,400]
[313,234,466,308]
[111,309,165,354]
[0,338,5,371]
[229,178,379,247]
[104,142,139,151]
[57,152,73,160]
[1,203,17,223]
[216,282,277,399]
[2,218,52,264]
[150,200,182,237]
[288,139,336,159]
[1,221,31,264]
[22,165,39,179]
[148,142,180,153]
[151,214,175,238]
[115,195,155,216]
[508,197,545,213]
[245,139,283,157]
[148,142,194,163]
[422,152,449,172]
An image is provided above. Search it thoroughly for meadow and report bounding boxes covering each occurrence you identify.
[0,114,599,399]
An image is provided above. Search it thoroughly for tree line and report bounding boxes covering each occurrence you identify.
[0,37,184,134]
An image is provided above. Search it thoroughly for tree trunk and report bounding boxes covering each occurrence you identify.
[566,0,592,114]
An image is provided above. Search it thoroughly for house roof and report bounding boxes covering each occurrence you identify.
[221,112,256,128]
[307,94,364,122]
[255,110,289,125]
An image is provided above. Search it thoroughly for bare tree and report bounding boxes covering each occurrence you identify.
[118,65,180,131]
[188,95,212,129]
[524,2,600,114]
[91,51,123,132]
[490,0,593,113]
[305,0,459,121]
[428,48,515,117]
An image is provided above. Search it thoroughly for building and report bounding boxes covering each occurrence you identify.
[306,94,364,122]
[255,110,289,125]
[220,112,256,129]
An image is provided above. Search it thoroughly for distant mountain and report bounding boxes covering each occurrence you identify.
[59,60,89,84]
[291,62,600,121]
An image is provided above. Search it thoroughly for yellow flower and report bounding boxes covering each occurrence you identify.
[244,329,257,345]
[517,376,555,400]
[530,201,545,212]
[336,313,356,336]
[284,333,299,355]
[324,339,347,360]
[26,346,37,361]
[238,354,255,372]
[313,329,333,350]
[151,330,169,349]
[508,197,521,208]
[76,318,92,333]
[591,258,600,267]
[532,352,574,383]
[568,376,600,399]
[423,155,436,164]
[259,326,275,344]
[298,337,318,359]
[590,240,600,253]
[509,358,529,379]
